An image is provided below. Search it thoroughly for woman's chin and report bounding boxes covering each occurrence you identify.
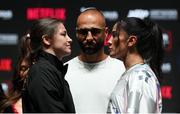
[65,51,71,56]
[109,53,117,58]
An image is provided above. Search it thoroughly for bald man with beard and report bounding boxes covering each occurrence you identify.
[65,8,125,113]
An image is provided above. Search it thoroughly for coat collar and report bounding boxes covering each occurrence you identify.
[38,50,68,76]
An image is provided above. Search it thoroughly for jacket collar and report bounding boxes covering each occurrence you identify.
[38,50,68,76]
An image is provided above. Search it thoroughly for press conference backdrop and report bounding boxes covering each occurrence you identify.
[0,0,179,112]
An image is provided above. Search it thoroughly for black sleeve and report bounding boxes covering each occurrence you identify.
[27,66,65,112]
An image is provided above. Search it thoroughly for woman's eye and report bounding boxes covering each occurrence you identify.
[61,31,67,36]
[111,31,118,37]
[61,33,66,36]
[20,66,28,72]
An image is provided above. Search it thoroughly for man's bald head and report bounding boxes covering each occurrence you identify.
[75,8,108,55]
[76,8,106,28]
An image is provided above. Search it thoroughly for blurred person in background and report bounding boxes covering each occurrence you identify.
[0,34,31,113]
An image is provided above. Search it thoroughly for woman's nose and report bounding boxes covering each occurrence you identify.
[67,35,72,43]
[107,34,113,46]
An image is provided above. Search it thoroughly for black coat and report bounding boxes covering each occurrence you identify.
[22,51,75,113]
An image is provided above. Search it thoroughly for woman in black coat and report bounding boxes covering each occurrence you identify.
[22,18,75,113]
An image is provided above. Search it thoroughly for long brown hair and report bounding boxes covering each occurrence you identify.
[0,34,31,112]
[0,18,63,112]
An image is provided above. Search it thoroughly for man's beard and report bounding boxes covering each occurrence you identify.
[78,41,104,55]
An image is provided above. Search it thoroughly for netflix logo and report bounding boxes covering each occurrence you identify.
[104,34,112,46]
[27,8,66,21]
[161,86,172,99]
[0,58,12,71]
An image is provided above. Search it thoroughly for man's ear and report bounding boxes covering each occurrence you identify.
[42,34,51,46]
[127,35,137,47]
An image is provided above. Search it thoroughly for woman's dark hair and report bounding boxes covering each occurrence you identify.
[27,18,63,63]
[0,35,31,112]
[116,17,164,82]
[0,18,63,112]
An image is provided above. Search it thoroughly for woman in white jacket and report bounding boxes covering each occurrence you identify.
[107,17,164,113]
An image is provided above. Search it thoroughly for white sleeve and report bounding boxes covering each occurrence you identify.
[127,70,157,113]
